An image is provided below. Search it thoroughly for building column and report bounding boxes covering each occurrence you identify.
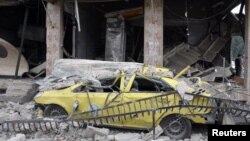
[245,0,250,96]
[46,0,64,75]
[144,0,163,66]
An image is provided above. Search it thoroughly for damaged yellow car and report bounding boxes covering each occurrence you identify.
[34,70,215,139]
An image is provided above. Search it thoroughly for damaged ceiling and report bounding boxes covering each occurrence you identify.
[0,0,244,80]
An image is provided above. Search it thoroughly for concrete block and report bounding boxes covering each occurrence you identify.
[84,126,109,138]
[142,126,163,141]
[114,133,141,141]
[156,136,171,141]
[0,80,38,104]
[190,133,203,141]
[7,134,26,141]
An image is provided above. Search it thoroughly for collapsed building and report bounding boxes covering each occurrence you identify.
[0,0,250,140]
[0,0,245,76]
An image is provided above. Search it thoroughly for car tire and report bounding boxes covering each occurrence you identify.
[160,114,192,139]
[44,105,68,117]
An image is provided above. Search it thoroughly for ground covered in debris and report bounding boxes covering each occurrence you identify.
[0,101,208,141]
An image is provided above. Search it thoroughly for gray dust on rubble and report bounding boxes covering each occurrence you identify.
[0,101,208,141]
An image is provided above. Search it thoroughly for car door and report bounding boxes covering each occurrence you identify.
[73,78,124,126]
[121,76,171,129]
[71,84,91,115]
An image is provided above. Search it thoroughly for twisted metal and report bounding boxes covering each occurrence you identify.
[1,91,250,132]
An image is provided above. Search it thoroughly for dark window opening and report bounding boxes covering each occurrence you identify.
[100,77,121,92]
[131,77,174,92]
[102,87,113,92]
[0,45,7,58]
[0,88,6,94]
[132,77,159,92]
[73,85,88,93]
[151,78,174,91]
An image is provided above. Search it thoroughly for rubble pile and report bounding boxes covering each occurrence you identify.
[1,59,248,141]
[0,122,208,141]
[0,100,208,141]
[0,102,34,122]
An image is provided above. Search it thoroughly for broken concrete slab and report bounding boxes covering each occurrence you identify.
[107,135,115,141]
[52,59,144,79]
[222,114,236,125]
[84,126,109,138]
[175,80,194,101]
[51,59,173,80]
[30,62,46,74]
[114,133,141,141]
[0,79,13,89]
[59,123,69,132]
[36,59,173,92]
[183,138,190,141]
[202,37,228,62]
[196,34,215,55]
[94,134,109,141]
[142,126,163,141]
[7,134,26,141]
[190,133,203,141]
[201,66,232,82]
[155,136,171,141]
[38,79,76,92]
[0,102,34,122]
[163,43,200,73]
[0,80,38,104]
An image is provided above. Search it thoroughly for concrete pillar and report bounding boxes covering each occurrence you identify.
[245,0,250,95]
[144,0,163,66]
[46,0,64,75]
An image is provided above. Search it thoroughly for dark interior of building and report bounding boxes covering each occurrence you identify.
[0,0,244,76]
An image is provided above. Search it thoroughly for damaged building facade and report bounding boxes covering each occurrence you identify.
[1,0,250,140]
[0,0,249,84]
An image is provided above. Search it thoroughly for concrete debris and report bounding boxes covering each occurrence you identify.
[154,136,170,141]
[36,59,173,92]
[107,135,115,141]
[7,134,26,141]
[30,62,46,74]
[0,78,13,89]
[38,79,76,92]
[190,133,203,141]
[59,122,69,132]
[94,134,109,141]
[114,133,141,141]
[201,67,232,82]
[163,35,229,77]
[192,67,216,77]
[36,75,102,92]
[84,126,110,138]
[142,126,163,141]
[51,59,173,80]
[0,101,34,122]
[222,113,236,125]
[0,79,38,104]
[202,37,228,62]
[175,81,193,101]
[52,59,144,79]
[164,43,200,73]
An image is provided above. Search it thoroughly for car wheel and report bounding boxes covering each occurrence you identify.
[44,105,68,117]
[160,115,191,139]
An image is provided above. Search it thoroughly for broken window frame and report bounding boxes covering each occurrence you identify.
[129,74,174,93]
